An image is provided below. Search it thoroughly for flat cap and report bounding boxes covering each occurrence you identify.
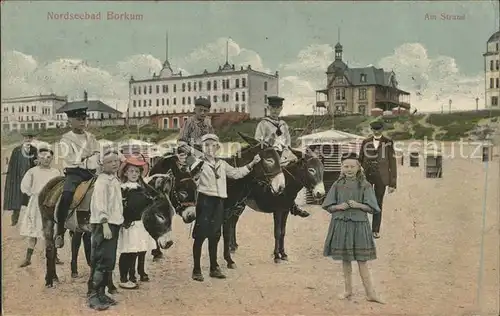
[370,120,384,130]
[341,152,359,162]
[201,133,219,143]
[65,107,88,118]
[194,97,211,108]
[267,96,284,108]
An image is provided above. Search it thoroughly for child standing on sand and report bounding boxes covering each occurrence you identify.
[322,152,384,304]
[18,148,61,268]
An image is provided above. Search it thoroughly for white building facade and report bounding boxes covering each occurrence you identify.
[484,30,500,108]
[128,61,279,119]
[1,94,68,132]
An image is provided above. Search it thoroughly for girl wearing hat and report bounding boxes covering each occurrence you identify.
[322,152,384,304]
[18,148,61,268]
[191,133,261,281]
[116,156,157,289]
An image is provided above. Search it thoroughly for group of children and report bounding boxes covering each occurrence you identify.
[15,96,387,310]
[16,147,159,311]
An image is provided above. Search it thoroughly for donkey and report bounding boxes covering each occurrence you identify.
[223,145,325,266]
[221,133,286,269]
[147,153,203,260]
[38,170,177,289]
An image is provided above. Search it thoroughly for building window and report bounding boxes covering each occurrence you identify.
[497,60,499,70]
[491,78,494,88]
[148,86,152,94]
[222,80,226,89]
[491,60,494,71]
[225,79,229,89]
[143,86,147,94]
[156,85,159,94]
[242,91,246,101]
[264,108,268,116]
[341,89,346,100]
[133,100,137,107]
[213,95,217,103]
[235,92,239,101]
[167,99,170,106]
[134,87,137,95]
[497,43,499,51]
[156,99,159,107]
[198,81,202,91]
[235,79,240,88]
[173,117,179,128]
[182,97,186,105]
[264,95,268,104]
[182,83,186,92]
[360,74,367,82]
[358,104,366,115]
[264,81,268,91]
[241,105,246,113]
[213,80,217,90]
[188,82,191,92]
[242,78,246,87]
[235,105,240,112]
[173,98,177,105]
[492,96,499,106]
[497,78,499,88]
[188,97,191,104]
[162,98,165,106]
[207,81,211,91]
[149,99,152,106]
[26,106,30,112]
[138,87,141,95]
[336,76,345,84]
[359,88,367,100]
[335,89,341,100]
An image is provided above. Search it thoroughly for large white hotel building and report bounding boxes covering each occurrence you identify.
[127,41,279,129]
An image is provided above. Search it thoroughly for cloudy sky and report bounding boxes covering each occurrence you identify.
[1,1,499,114]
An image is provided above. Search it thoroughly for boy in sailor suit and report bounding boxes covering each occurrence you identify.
[55,106,100,248]
[254,96,310,218]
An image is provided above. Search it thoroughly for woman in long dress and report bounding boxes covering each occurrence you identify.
[19,148,61,267]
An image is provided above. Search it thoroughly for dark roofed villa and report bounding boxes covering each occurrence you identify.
[57,90,123,120]
[315,42,411,116]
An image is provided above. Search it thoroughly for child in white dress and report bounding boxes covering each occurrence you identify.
[117,156,156,289]
[19,148,61,267]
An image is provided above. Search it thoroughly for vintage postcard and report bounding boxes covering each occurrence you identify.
[1,1,499,315]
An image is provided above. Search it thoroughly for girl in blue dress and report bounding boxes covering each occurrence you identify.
[322,152,384,303]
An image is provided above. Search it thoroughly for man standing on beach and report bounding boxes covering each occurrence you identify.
[3,132,38,226]
[358,121,397,239]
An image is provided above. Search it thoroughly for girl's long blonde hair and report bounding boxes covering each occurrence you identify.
[338,160,367,188]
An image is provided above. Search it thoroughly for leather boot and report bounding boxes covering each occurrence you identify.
[19,248,34,268]
[99,273,117,306]
[11,209,20,226]
[55,191,73,248]
[88,271,110,311]
[289,203,310,217]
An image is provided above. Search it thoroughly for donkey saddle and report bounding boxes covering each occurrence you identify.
[41,176,96,233]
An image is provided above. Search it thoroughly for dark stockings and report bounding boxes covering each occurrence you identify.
[119,253,138,283]
[193,236,220,272]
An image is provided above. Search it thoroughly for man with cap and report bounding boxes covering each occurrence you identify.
[54,106,100,248]
[178,97,214,168]
[3,131,38,226]
[358,120,397,239]
[254,96,310,218]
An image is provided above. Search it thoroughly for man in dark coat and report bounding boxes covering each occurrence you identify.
[3,131,38,226]
[358,120,397,239]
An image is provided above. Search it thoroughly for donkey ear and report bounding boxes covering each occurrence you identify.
[238,132,260,147]
[190,160,204,177]
[162,175,174,195]
[154,177,163,189]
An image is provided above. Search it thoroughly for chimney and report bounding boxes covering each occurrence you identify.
[84,90,88,102]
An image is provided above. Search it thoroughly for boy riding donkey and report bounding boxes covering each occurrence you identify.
[150,97,213,261]
[54,106,101,249]
[254,96,309,218]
